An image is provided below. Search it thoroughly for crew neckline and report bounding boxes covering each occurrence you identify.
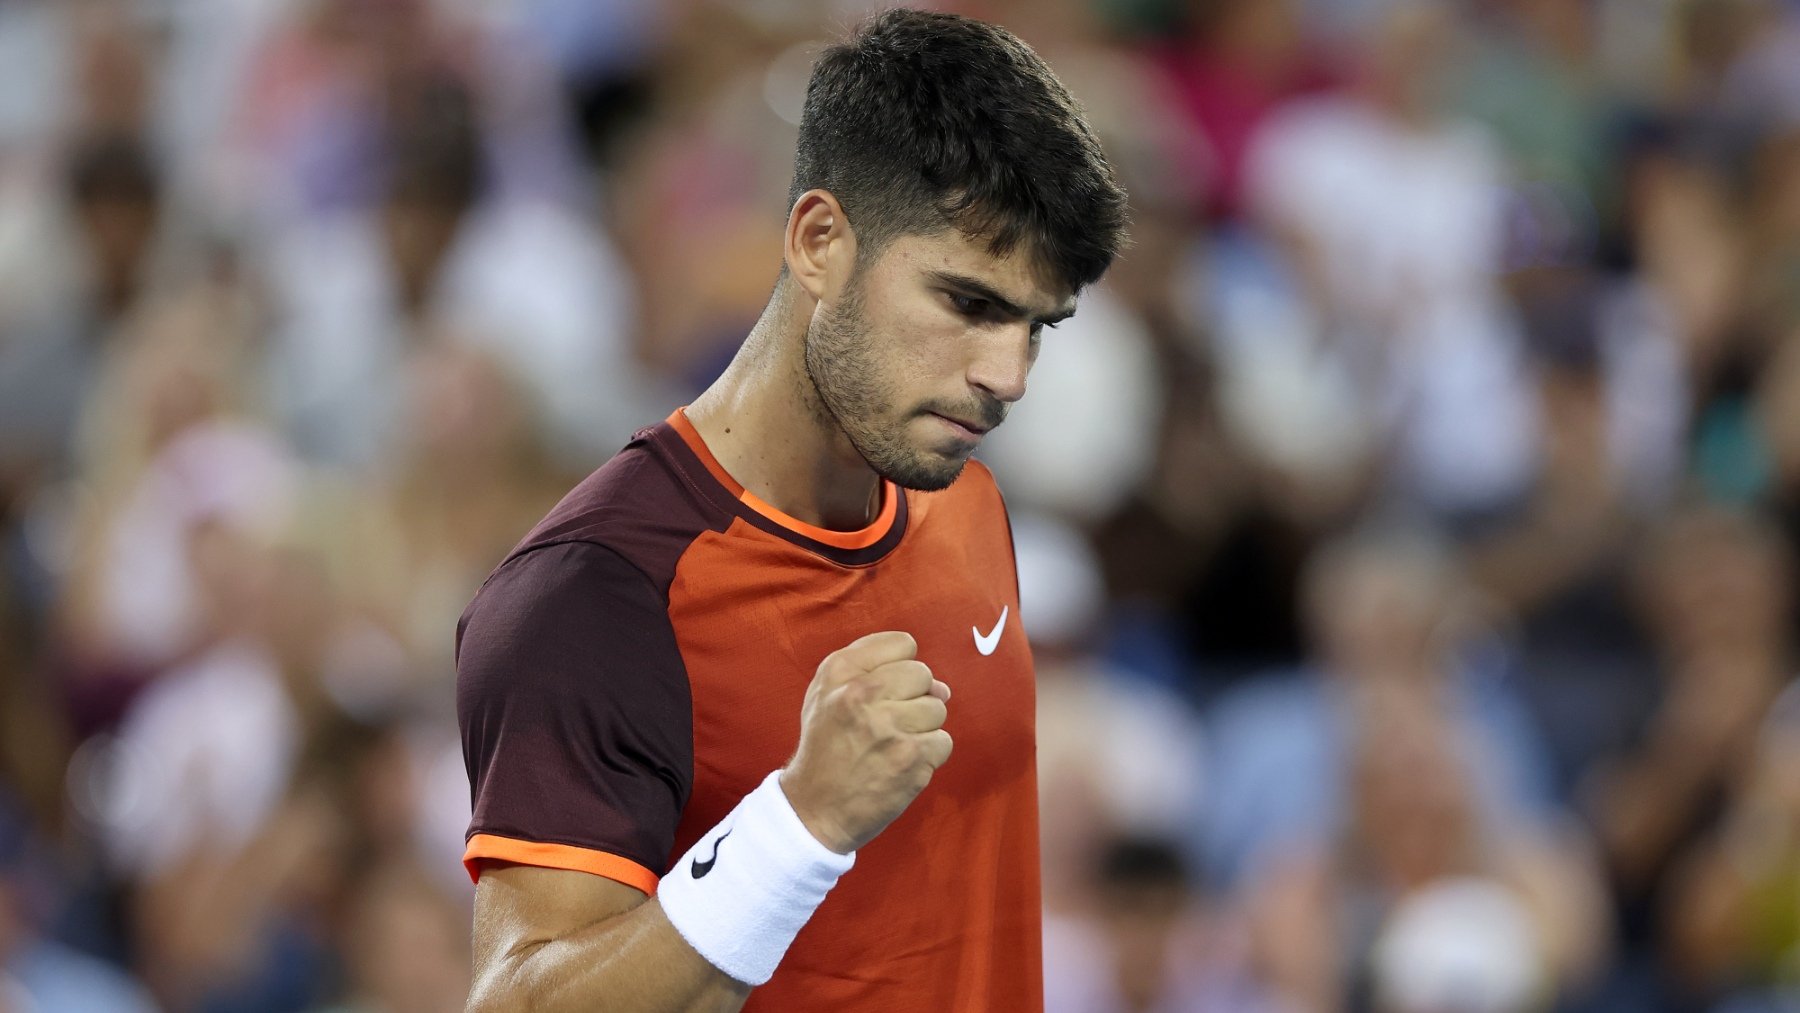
[666,408,900,551]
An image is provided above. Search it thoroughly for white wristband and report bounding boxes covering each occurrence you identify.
[658,770,855,986]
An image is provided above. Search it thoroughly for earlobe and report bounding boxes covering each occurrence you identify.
[785,189,852,302]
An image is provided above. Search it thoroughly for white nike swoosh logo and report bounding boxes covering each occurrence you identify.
[973,606,1008,656]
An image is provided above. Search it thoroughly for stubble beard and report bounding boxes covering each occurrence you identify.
[802,278,969,493]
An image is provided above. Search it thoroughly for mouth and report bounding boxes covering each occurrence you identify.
[927,412,993,440]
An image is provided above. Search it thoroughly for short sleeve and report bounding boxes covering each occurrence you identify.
[456,541,693,892]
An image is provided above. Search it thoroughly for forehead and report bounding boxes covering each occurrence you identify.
[873,230,1075,316]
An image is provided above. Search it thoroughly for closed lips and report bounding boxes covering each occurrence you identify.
[933,413,990,434]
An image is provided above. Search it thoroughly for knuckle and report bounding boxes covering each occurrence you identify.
[875,660,931,697]
[866,707,898,740]
[887,631,919,657]
[839,677,876,708]
[890,737,921,769]
[901,701,943,734]
[817,655,852,684]
[858,630,917,664]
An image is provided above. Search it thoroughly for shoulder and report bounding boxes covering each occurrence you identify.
[455,539,693,737]
[905,456,1013,542]
[961,455,1001,490]
[503,425,735,595]
[457,540,665,671]
[940,456,1008,512]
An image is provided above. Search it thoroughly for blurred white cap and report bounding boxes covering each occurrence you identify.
[158,422,300,538]
[1373,877,1546,1013]
[97,422,300,663]
[1011,511,1104,650]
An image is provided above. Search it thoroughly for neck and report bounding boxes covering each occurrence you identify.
[685,280,885,531]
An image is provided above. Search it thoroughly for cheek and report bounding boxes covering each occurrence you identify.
[863,303,963,388]
[892,329,968,410]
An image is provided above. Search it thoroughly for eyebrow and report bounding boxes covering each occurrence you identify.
[927,270,1076,326]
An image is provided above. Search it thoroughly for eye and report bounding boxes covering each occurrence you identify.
[1029,320,1061,338]
[949,293,990,317]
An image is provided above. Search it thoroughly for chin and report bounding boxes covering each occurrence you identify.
[875,446,970,493]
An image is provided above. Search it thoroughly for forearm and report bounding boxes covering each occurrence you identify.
[466,774,856,1012]
[469,897,751,1013]
[1589,753,1718,885]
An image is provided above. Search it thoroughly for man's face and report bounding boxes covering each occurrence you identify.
[804,229,1076,491]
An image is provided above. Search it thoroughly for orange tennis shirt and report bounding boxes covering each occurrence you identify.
[456,409,1042,1010]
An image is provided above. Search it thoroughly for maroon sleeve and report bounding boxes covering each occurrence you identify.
[456,540,692,885]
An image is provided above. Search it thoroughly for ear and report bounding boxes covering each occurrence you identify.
[783,189,855,302]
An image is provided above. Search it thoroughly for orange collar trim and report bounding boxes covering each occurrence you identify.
[667,408,899,550]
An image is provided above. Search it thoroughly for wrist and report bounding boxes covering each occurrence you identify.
[778,768,856,855]
[659,770,855,985]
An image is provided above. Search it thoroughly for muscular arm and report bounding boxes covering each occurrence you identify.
[464,629,951,1011]
[467,864,751,1013]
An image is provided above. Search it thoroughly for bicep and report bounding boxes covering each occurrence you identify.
[473,863,649,968]
[468,864,751,1013]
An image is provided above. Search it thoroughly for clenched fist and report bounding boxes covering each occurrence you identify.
[779,631,954,854]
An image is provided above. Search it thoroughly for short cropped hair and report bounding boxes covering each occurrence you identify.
[790,8,1128,293]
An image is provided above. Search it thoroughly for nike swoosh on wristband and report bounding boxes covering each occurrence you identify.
[691,828,731,879]
[973,606,1008,656]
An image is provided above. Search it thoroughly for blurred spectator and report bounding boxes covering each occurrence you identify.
[1579,507,1795,1007]
[515,0,678,173]
[1667,683,1800,1009]
[0,511,69,839]
[1761,317,1800,605]
[1451,0,1615,256]
[1149,0,1340,220]
[45,283,262,730]
[0,799,155,1013]
[311,858,470,1013]
[1244,690,1606,1011]
[258,70,652,470]
[93,432,319,876]
[1464,265,1687,800]
[0,129,168,494]
[1021,512,1206,914]
[1234,1,1540,523]
[1092,344,1315,686]
[1203,528,1556,889]
[1045,837,1261,1013]
[214,0,582,223]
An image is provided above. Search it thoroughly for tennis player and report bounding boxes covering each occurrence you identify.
[457,9,1127,1010]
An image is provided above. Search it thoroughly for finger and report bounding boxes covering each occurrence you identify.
[816,631,917,688]
[917,729,954,769]
[889,695,948,734]
[840,631,919,671]
[929,679,951,702]
[867,659,935,701]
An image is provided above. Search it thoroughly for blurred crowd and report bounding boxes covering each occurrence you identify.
[2,0,1800,1010]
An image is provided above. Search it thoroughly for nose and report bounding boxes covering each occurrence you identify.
[966,323,1033,404]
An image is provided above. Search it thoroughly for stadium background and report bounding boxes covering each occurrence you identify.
[2,0,1799,1009]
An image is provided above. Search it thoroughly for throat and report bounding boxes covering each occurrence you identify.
[682,401,886,534]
